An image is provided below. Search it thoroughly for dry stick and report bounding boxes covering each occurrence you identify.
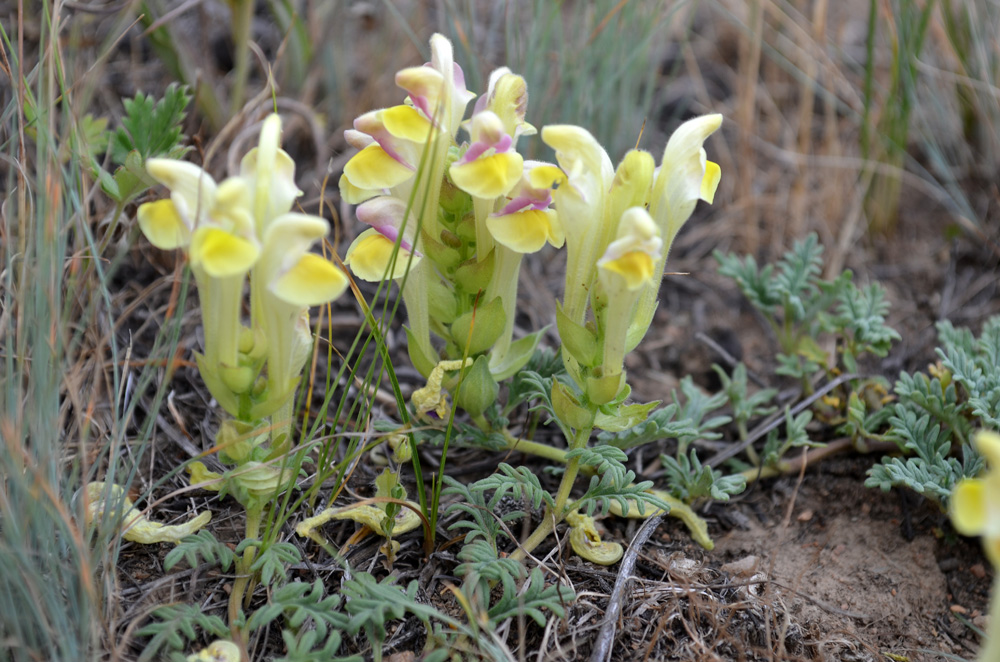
[694,331,768,388]
[589,514,664,662]
[704,372,857,468]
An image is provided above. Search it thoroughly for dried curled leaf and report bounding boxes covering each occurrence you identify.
[84,482,211,545]
[411,358,472,421]
[295,501,422,540]
[565,510,623,565]
[607,488,714,550]
[187,461,224,491]
[186,639,240,662]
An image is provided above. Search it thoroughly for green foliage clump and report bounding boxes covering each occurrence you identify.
[715,233,900,383]
[97,83,192,205]
[865,317,1000,505]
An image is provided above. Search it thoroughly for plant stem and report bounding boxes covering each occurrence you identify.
[979,576,1000,662]
[500,430,569,464]
[229,505,262,636]
[511,424,592,561]
[738,437,898,484]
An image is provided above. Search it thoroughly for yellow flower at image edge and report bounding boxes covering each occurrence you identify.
[950,431,1000,566]
[186,640,240,662]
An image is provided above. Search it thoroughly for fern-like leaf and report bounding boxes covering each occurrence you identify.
[135,603,228,662]
[164,530,235,572]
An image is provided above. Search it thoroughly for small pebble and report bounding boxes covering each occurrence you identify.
[950,605,968,614]
[797,509,814,522]
[970,563,987,579]
[938,558,960,572]
[721,555,759,577]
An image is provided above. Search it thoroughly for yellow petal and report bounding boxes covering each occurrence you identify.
[951,478,988,536]
[271,253,349,307]
[339,173,379,205]
[610,149,655,213]
[701,160,721,204]
[186,640,241,662]
[343,144,414,191]
[975,431,1000,468]
[527,163,567,190]
[486,209,553,253]
[190,227,260,278]
[381,105,435,142]
[137,199,191,249]
[600,251,655,290]
[450,152,524,199]
[344,228,420,281]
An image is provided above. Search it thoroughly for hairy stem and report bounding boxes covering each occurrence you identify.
[229,505,262,637]
[510,424,592,561]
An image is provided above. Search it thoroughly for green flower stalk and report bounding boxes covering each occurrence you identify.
[591,207,662,403]
[137,114,349,432]
[138,160,260,416]
[629,114,722,351]
[341,35,553,387]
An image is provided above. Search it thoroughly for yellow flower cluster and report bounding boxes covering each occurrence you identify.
[137,115,349,422]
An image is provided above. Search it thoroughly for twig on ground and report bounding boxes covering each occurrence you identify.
[695,330,768,387]
[705,372,858,468]
[590,514,664,662]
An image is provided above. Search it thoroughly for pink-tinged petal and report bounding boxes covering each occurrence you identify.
[449,62,476,108]
[342,144,414,191]
[487,209,559,254]
[137,199,192,249]
[450,152,523,199]
[345,129,374,150]
[271,253,349,307]
[356,196,419,251]
[429,33,475,113]
[344,228,421,281]
[396,64,446,121]
[455,113,514,166]
[190,226,260,278]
